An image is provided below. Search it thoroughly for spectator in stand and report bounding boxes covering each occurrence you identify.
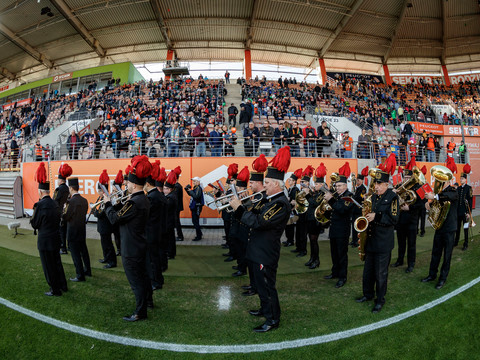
[403,120,413,137]
[446,137,456,158]
[34,139,44,162]
[357,129,369,159]
[227,103,238,127]
[288,121,302,157]
[165,121,183,157]
[435,135,442,162]
[225,71,230,84]
[181,128,195,157]
[209,124,222,157]
[259,120,274,156]
[426,133,436,162]
[458,141,467,164]
[417,134,426,161]
[145,140,157,158]
[192,119,209,157]
[222,125,236,156]
[342,131,353,158]
[243,121,259,157]
[302,120,317,157]
[273,122,288,153]
[239,106,250,129]
[66,130,80,160]
[107,125,122,158]
[398,132,408,165]
[321,127,335,158]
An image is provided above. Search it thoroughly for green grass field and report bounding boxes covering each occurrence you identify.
[0,223,479,360]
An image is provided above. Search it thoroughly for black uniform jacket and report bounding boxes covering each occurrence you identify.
[62,193,88,243]
[235,192,291,266]
[30,196,61,251]
[328,190,354,238]
[457,184,473,217]
[165,191,177,225]
[352,184,367,217]
[288,185,299,202]
[305,190,323,222]
[436,185,458,233]
[146,188,166,243]
[94,205,113,235]
[174,182,184,212]
[366,188,400,253]
[396,184,423,231]
[53,183,69,209]
[105,191,150,258]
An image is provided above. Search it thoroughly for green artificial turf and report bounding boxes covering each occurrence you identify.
[0,223,479,359]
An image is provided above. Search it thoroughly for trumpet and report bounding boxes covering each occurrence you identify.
[89,189,129,209]
[218,190,266,212]
[206,189,249,208]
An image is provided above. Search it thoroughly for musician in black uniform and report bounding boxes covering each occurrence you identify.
[222,164,238,259]
[455,166,473,251]
[230,146,291,332]
[145,162,165,290]
[356,170,399,313]
[417,166,428,237]
[292,166,314,257]
[111,170,125,256]
[324,171,354,287]
[392,167,422,273]
[303,164,327,269]
[283,168,301,247]
[173,166,184,242]
[155,166,169,272]
[63,177,91,282]
[104,156,152,321]
[95,170,117,269]
[350,171,367,247]
[53,163,72,254]
[185,177,204,241]
[422,166,459,289]
[30,163,67,296]
[164,171,178,261]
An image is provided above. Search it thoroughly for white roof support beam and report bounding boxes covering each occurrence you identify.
[319,0,365,57]
[0,67,15,81]
[0,23,53,68]
[383,0,410,64]
[50,0,105,57]
[246,0,260,49]
[150,0,173,50]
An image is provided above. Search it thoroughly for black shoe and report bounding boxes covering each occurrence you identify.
[291,249,300,253]
[284,242,294,247]
[419,231,425,237]
[221,243,229,249]
[421,275,436,283]
[224,256,234,262]
[335,279,346,288]
[61,287,68,292]
[123,314,146,322]
[44,291,61,296]
[222,252,232,257]
[304,258,313,266]
[192,237,202,242]
[103,263,116,269]
[391,261,403,268]
[232,265,239,270]
[116,251,121,256]
[176,237,184,242]
[147,301,154,309]
[356,296,373,303]
[462,246,468,251]
[242,290,257,296]
[253,321,279,333]
[405,267,414,273]
[309,260,320,269]
[372,303,383,313]
[98,259,106,264]
[249,309,264,317]
[296,251,307,257]
[69,277,85,282]
[168,256,175,260]
[435,280,446,290]
[232,270,246,277]
[324,274,334,280]
[152,285,163,291]
[241,285,252,290]
[60,249,68,255]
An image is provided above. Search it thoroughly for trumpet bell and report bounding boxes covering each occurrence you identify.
[354,216,368,233]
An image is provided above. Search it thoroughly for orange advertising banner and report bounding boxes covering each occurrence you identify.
[411,122,480,137]
[22,158,357,218]
[410,122,445,135]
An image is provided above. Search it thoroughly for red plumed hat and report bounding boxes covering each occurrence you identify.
[445,156,457,174]
[58,163,72,180]
[156,167,167,187]
[35,162,47,184]
[129,155,152,185]
[252,154,268,173]
[148,160,160,184]
[405,157,416,171]
[236,166,250,187]
[462,163,471,175]
[421,165,427,175]
[114,170,123,185]
[301,165,315,181]
[361,166,369,176]
[339,162,351,177]
[290,168,303,181]
[125,165,132,175]
[227,163,239,180]
[172,166,182,176]
[382,154,397,175]
[269,146,291,172]
[165,170,177,188]
[99,169,109,185]
[315,163,327,180]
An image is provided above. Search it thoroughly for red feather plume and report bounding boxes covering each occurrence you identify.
[421,165,427,175]
[445,156,457,174]
[166,171,177,185]
[463,163,471,174]
[361,166,369,176]
[227,163,239,179]
[131,155,152,178]
[269,146,291,173]
[125,165,132,175]
[150,160,161,180]
[315,163,327,179]
[237,166,250,183]
[252,154,268,173]
[157,167,167,182]
[172,166,182,176]
[302,165,314,178]
[35,162,47,184]
[339,162,351,177]
[293,168,303,179]
[405,157,416,171]
[383,154,397,175]
[99,169,109,185]
[114,170,123,184]
[58,163,72,178]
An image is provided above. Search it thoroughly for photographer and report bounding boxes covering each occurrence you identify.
[185,177,204,241]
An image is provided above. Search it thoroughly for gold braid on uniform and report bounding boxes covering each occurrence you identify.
[263,203,282,221]
[118,202,132,217]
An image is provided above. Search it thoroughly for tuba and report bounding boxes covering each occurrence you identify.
[314,172,341,225]
[396,166,426,206]
[295,190,309,214]
[427,165,453,230]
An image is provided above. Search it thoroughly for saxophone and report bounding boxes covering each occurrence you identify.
[314,172,340,225]
[427,165,453,230]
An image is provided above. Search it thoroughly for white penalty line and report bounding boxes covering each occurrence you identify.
[1,275,480,354]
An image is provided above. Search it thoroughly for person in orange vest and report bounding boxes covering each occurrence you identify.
[34,140,44,162]
[426,133,436,162]
[446,137,456,158]
[343,131,353,158]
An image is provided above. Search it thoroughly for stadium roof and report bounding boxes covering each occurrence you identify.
[1,0,480,85]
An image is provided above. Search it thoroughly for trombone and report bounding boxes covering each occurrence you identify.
[89,189,129,209]
[217,189,266,212]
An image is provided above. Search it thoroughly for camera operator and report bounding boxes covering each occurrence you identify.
[185,177,204,241]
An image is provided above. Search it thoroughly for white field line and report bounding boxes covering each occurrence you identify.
[1,275,479,354]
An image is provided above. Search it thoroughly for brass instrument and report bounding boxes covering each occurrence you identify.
[205,189,248,208]
[313,172,341,224]
[295,190,309,214]
[427,165,453,230]
[396,166,426,206]
[218,189,266,212]
[354,167,381,261]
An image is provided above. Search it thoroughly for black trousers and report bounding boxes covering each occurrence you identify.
[251,261,280,325]
[330,236,349,280]
[191,206,203,239]
[363,251,391,305]
[417,207,426,233]
[295,216,307,253]
[113,225,121,253]
[284,224,295,244]
[233,235,248,272]
[100,232,116,266]
[59,223,67,251]
[39,249,66,294]
[228,115,236,127]
[222,212,232,246]
[396,227,417,267]
[455,216,469,247]
[159,232,169,272]
[351,212,362,245]
[146,242,164,288]
[175,211,184,240]
[247,260,256,291]
[166,228,176,259]
[69,241,91,280]
[307,220,321,261]
[122,256,152,318]
[429,230,455,281]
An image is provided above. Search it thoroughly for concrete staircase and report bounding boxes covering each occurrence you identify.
[223,83,245,155]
